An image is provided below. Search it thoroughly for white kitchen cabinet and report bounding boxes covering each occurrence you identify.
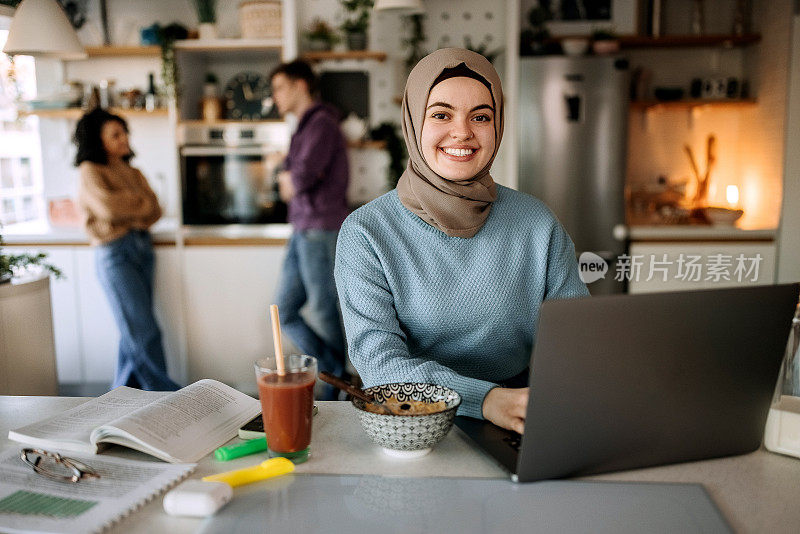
[6,244,183,386]
[152,247,186,385]
[628,242,776,294]
[182,246,287,392]
[44,248,82,383]
[74,248,118,382]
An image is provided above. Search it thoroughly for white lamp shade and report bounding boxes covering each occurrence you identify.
[3,0,86,59]
[374,0,425,14]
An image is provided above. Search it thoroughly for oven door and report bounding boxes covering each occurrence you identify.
[181,146,285,224]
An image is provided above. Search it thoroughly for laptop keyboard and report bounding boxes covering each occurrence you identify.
[503,434,522,452]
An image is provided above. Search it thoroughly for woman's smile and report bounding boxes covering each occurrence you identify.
[439,145,478,160]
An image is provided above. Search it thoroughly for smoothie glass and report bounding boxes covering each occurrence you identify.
[255,355,317,463]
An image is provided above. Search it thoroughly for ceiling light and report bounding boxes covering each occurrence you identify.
[3,0,86,60]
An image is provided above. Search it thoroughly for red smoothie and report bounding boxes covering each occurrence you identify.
[258,371,315,453]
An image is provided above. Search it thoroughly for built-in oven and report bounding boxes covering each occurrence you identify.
[178,123,290,224]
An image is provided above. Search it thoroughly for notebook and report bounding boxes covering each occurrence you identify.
[0,448,195,534]
[456,283,800,482]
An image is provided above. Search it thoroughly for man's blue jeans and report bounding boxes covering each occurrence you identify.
[95,230,180,391]
[275,230,346,399]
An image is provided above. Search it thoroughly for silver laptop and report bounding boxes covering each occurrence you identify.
[456,283,800,482]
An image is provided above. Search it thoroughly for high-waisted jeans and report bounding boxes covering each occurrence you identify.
[275,229,346,399]
[95,230,179,391]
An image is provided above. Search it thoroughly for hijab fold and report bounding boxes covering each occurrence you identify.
[396,48,504,238]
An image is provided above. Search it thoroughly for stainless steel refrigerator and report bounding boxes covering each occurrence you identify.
[518,56,630,294]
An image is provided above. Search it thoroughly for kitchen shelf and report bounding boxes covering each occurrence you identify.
[82,45,162,57]
[19,107,169,119]
[347,140,387,150]
[300,50,387,62]
[619,34,761,49]
[177,119,284,126]
[630,99,757,111]
[174,38,283,52]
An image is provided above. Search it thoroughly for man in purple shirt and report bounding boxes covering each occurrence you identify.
[270,60,349,398]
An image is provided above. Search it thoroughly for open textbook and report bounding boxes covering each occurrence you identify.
[7,379,261,463]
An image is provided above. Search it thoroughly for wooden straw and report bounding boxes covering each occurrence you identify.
[269,304,286,376]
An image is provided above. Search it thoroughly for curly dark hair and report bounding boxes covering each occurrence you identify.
[73,108,133,166]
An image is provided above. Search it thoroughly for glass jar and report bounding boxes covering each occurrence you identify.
[764,301,800,458]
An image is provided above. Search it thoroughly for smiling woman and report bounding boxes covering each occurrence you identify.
[334,48,589,436]
[421,76,495,182]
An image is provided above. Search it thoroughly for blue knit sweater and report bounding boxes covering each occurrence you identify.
[334,185,589,418]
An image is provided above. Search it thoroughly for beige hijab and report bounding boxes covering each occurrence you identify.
[396,48,504,238]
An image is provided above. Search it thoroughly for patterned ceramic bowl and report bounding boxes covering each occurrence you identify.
[352,383,462,459]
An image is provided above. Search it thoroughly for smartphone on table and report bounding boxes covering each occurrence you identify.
[238,405,318,439]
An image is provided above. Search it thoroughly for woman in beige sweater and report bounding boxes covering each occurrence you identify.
[74,108,179,391]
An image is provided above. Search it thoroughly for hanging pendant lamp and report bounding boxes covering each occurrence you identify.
[3,0,86,59]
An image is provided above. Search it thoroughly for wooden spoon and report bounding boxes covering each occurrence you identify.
[319,372,407,415]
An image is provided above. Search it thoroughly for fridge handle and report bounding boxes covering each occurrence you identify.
[564,93,581,122]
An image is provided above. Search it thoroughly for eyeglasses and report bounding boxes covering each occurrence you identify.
[20,448,101,483]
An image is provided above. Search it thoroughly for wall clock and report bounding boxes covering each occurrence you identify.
[224,72,271,120]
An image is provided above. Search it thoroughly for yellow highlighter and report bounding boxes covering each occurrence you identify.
[202,457,295,488]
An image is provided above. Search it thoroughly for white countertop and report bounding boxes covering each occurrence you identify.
[6,220,774,246]
[1,219,293,246]
[628,225,777,241]
[1,218,180,245]
[2,396,800,533]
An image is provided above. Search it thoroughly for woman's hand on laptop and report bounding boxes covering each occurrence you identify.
[482,387,529,434]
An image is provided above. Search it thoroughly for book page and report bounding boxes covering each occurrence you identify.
[7,387,163,454]
[95,379,260,463]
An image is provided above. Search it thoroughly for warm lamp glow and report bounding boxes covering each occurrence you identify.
[726,185,740,207]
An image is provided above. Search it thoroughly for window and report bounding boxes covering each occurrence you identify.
[0,23,46,227]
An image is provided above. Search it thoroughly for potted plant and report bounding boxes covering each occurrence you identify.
[520,4,554,56]
[339,0,373,51]
[591,28,620,55]
[464,36,503,64]
[193,0,217,40]
[0,228,61,395]
[402,13,427,72]
[305,18,340,51]
[0,230,62,285]
[158,23,189,102]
